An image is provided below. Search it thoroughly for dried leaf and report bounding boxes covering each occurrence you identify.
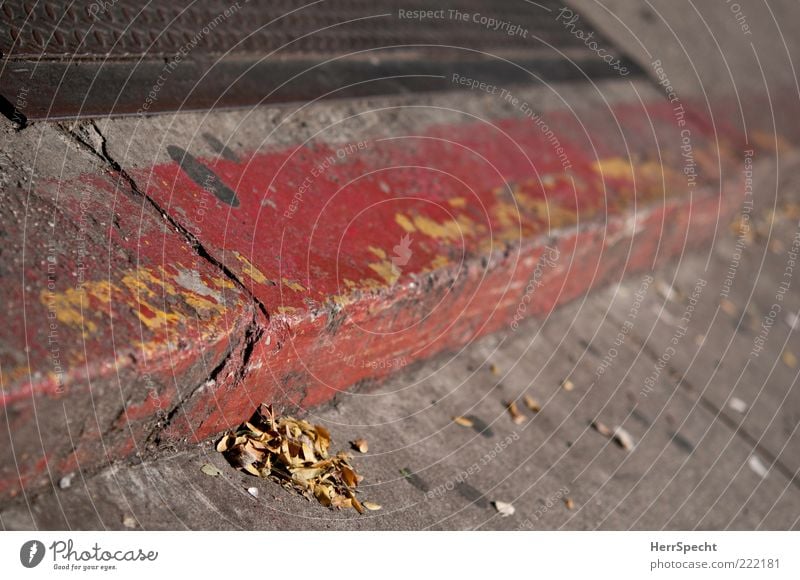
[591,420,613,438]
[506,401,526,424]
[613,426,635,451]
[362,501,382,511]
[452,416,474,427]
[201,463,223,477]
[350,438,369,453]
[217,404,374,514]
[523,395,540,413]
[564,497,575,510]
[489,363,499,375]
[215,434,232,453]
[492,500,515,517]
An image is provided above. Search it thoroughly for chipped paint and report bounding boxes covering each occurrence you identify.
[367,246,387,259]
[368,260,400,286]
[395,213,417,233]
[409,213,476,241]
[593,157,634,180]
[282,278,307,292]
[234,252,270,284]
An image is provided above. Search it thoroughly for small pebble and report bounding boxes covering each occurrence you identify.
[122,514,137,528]
[58,473,74,490]
[748,455,769,478]
[247,487,259,498]
[728,397,748,413]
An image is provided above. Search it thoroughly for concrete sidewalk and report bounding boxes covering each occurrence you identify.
[3,175,800,528]
[2,0,800,529]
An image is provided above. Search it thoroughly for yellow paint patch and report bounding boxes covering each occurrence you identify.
[40,266,234,340]
[41,286,101,334]
[593,158,634,181]
[282,277,307,292]
[211,276,236,289]
[183,294,226,315]
[367,246,387,259]
[448,197,467,208]
[122,268,177,298]
[429,255,450,270]
[368,260,400,285]
[135,306,182,331]
[395,213,417,233]
[528,199,577,229]
[412,213,475,241]
[234,252,269,284]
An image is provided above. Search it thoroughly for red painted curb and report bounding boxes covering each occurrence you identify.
[1,97,747,498]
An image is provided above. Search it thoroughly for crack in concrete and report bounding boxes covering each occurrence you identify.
[58,120,271,441]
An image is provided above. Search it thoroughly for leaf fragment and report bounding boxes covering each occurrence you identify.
[452,416,474,427]
[612,426,635,451]
[492,500,515,517]
[350,438,369,453]
[201,463,223,477]
[362,501,382,511]
[523,395,541,413]
[506,400,526,424]
[591,420,613,438]
[216,404,375,514]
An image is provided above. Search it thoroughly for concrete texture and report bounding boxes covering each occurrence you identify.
[0,76,746,501]
[3,197,799,529]
[2,0,800,530]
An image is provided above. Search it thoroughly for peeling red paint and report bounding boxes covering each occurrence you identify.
[0,98,749,498]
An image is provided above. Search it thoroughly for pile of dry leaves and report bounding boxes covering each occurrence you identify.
[217,404,378,513]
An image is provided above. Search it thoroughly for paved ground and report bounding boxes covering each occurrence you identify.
[2,0,800,531]
[3,149,799,529]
